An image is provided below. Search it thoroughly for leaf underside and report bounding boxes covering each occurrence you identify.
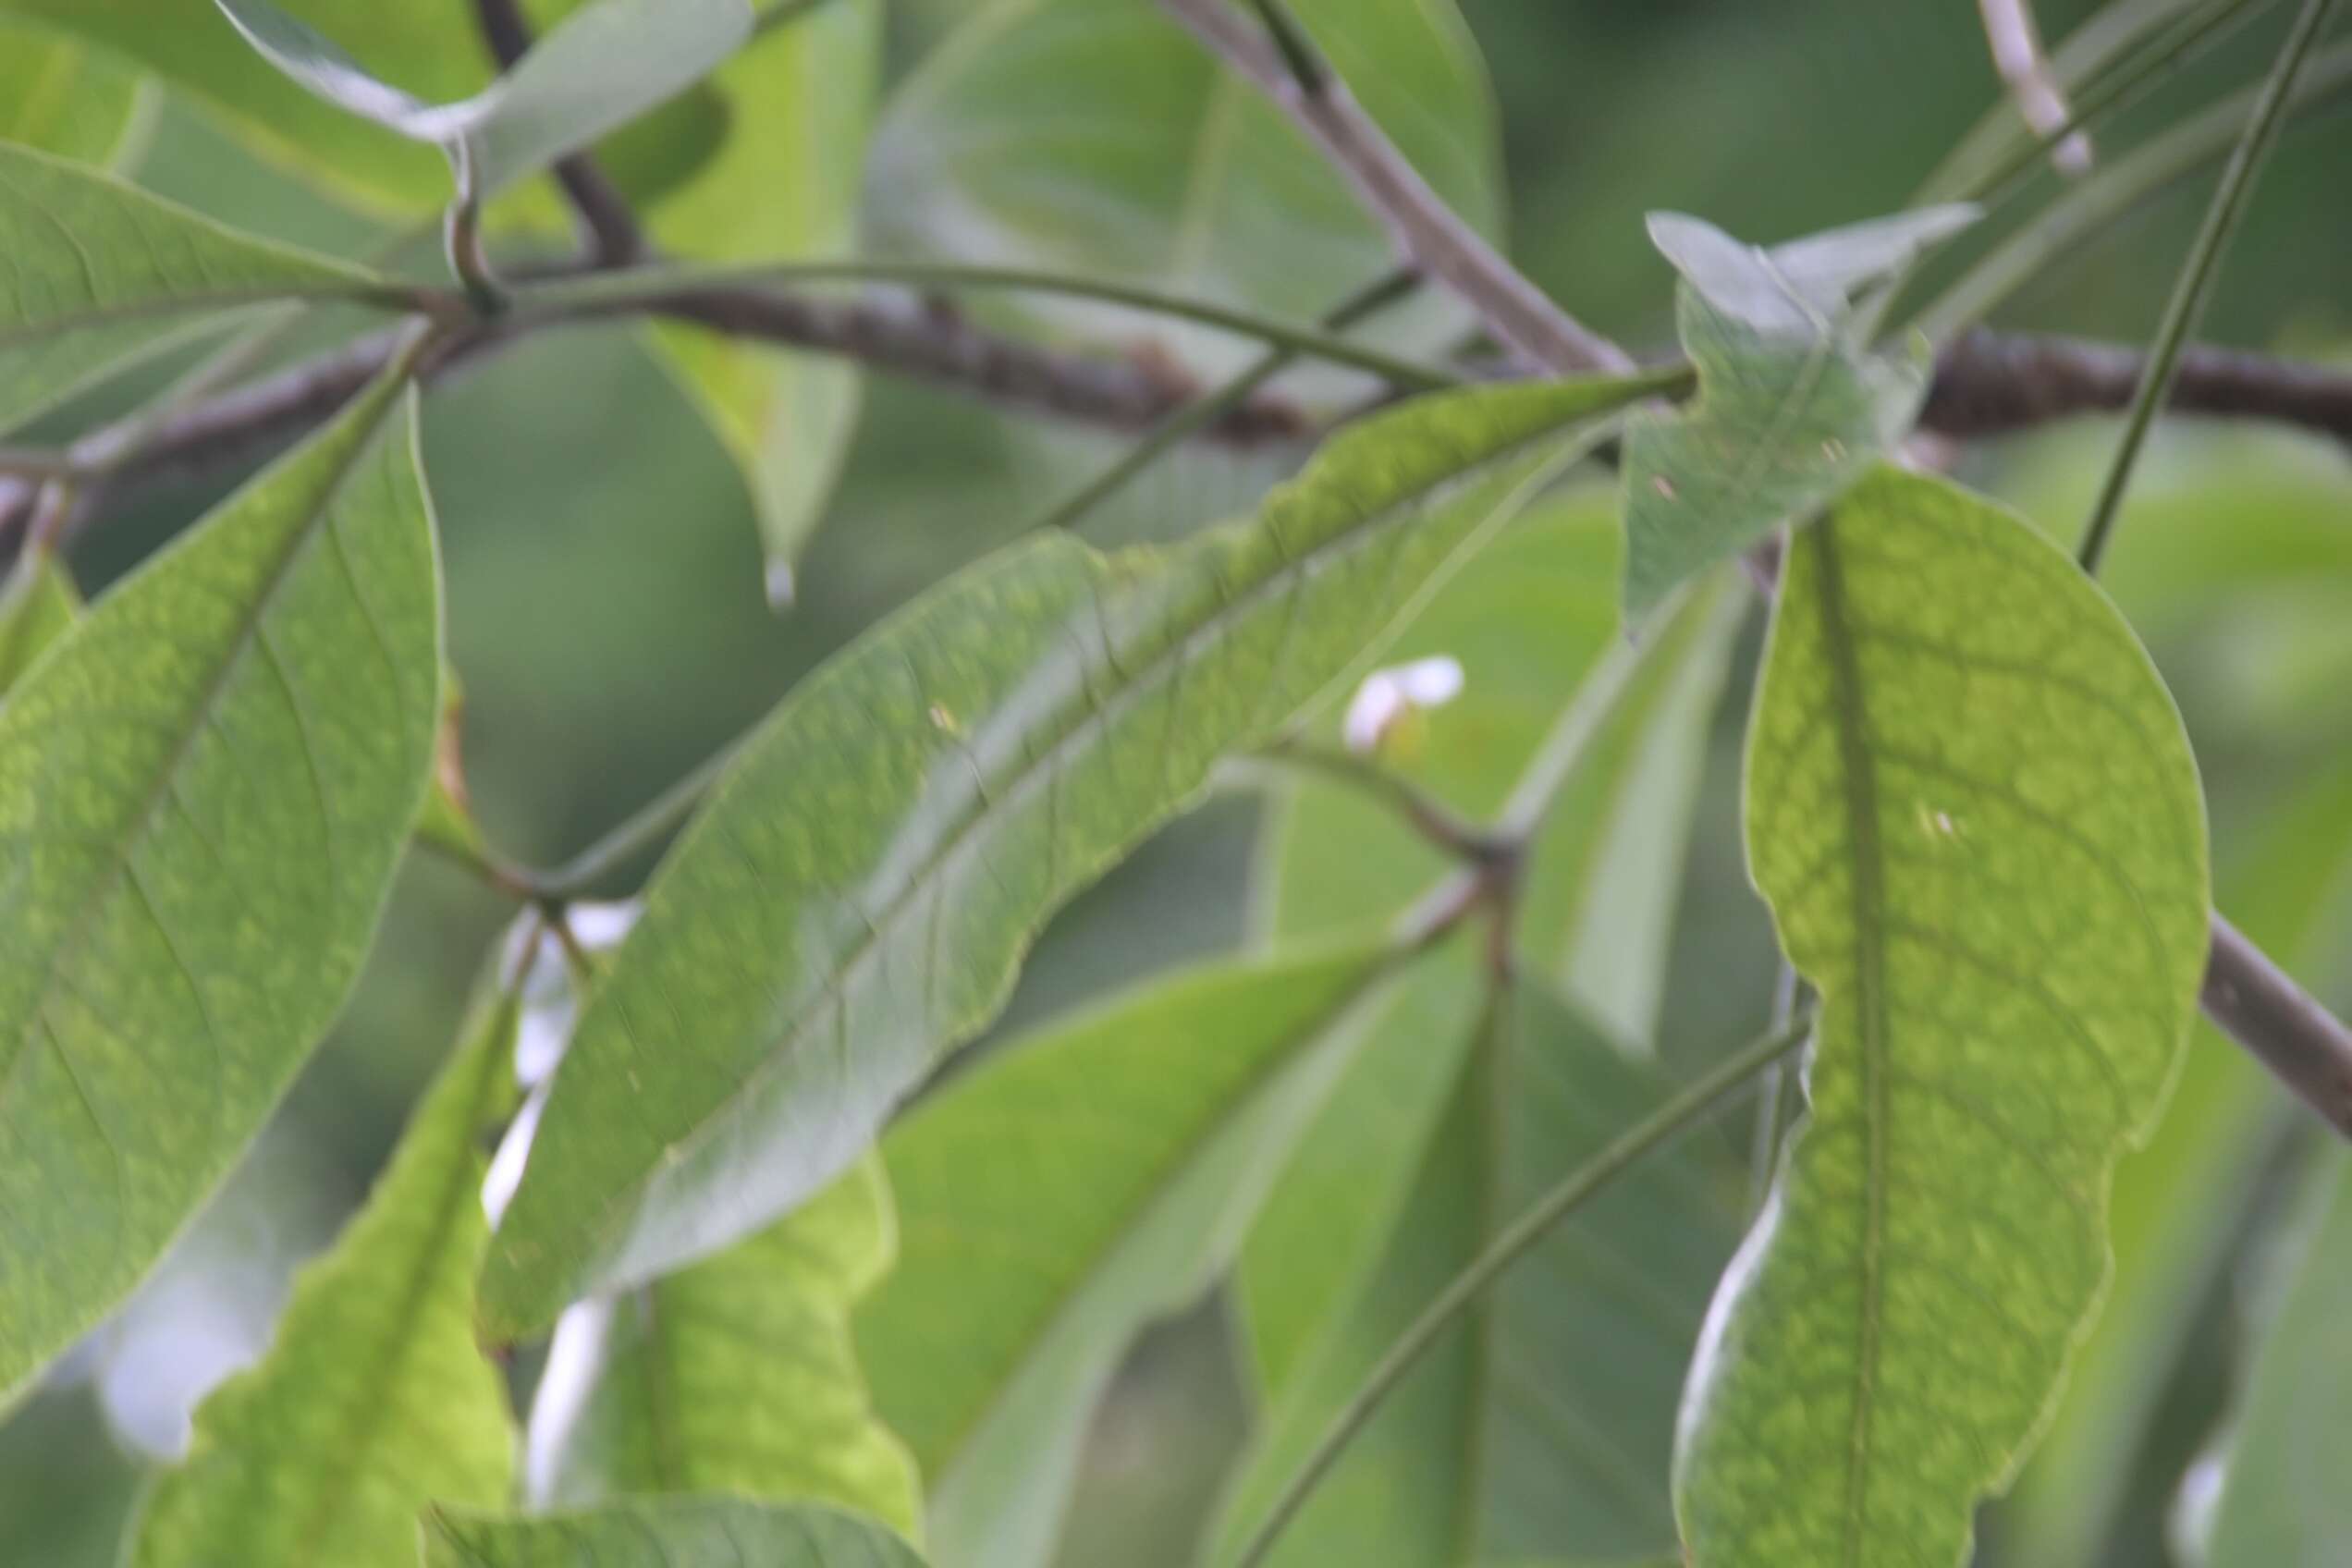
[1674,465,2209,1567]
[478,374,1658,1337]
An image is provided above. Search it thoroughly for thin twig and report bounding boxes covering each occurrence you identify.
[1978,0,2095,174]
[472,0,645,265]
[2077,0,2343,573]
[1149,0,1631,375]
[1229,1011,1814,1568]
[1030,265,1420,532]
[1253,739,1513,868]
[1921,328,2352,443]
[2203,912,2352,1134]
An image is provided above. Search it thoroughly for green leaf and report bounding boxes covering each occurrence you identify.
[0,17,152,167]
[214,0,751,197]
[1674,465,2211,1566]
[643,0,881,593]
[1620,213,1943,628]
[865,0,1500,386]
[525,1155,919,1536]
[1235,502,1742,1402]
[2003,754,2352,1568]
[422,1499,926,1568]
[0,139,385,435]
[0,358,441,1401]
[1209,981,1747,1566]
[858,943,1397,1568]
[2180,1148,2352,1566]
[0,546,80,696]
[125,974,521,1568]
[477,372,1660,1338]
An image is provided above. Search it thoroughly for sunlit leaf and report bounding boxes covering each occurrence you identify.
[865,0,1500,387]
[1674,465,2210,1566]
[422,1498,926,1568]
[0,547,79,696]
[859,943,1398,1568]
[0,360,441,1401]
[1237,504,1743,1402]
[1620,213,1940,628]
[2004,755,2352,1568]
[1211,980,1746,1566]
[125,976,521,1568]
[213,0,749,196]
[0,140,386,434]
[478,372,1664,1337]
[0,17,152,167]
[2178,1147,2352,1566]
[526,1156,918,1536]
[644,0,881,593]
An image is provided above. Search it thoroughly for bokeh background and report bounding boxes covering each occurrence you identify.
[5,1,2350,1562]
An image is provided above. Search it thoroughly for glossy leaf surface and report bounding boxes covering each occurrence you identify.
[126,982,520,1568]
[860,944,1393,1568]
[1675,466,2210,1566]
[0,365,441,1400]
[0,140,379,434]
[478,374,1657,1336]
[423,1499,925,1568]
[527,1156,918,1536]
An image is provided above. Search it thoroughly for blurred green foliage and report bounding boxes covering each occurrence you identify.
[3,2,2350,1564]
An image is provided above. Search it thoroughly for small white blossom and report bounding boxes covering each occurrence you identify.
[1342,655,1464,754]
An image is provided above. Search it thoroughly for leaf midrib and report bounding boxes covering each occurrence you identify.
[567,417,1600,1284]
[1805,519,1890,1568]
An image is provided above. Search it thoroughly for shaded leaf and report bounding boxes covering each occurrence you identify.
[423,1498,925,1568]
[859,943,1397,1568]
[214,0,750,196]
[1620,213,1942,627]
[1209,982,1746,1566]
[644,0,881,591]
[0,17,152,167]
[1674,465,2210,1566]
[0,140,384,434]
[525,1156,918,1536]
[865,0,1499,387]
[0,361,441,1401]
[0,546,79,696]
[1645,206,1976,337]
[126,974,521,1568]
[477,372,1661,1337]
[2179,1148,2352,1566]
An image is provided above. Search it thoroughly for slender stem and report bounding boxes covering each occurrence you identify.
[512,261,1458,389]
[1978,0,2093,174]
[443,141,508,316]
[0,448,76,482]
[510,742,742,903]
[1253,739,1513,867]
[1230,1011,1815,1568]
[1909,36,2352,340]
[2076,0,2341,574]
[1031,265,1420,533]
[472,0,643,265]
[2203,911,2352,1135]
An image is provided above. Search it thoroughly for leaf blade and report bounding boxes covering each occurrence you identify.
[126,976,521,1568]
[422,1499,926,1568]
[477,373,1660,1337]
[1673,465,2210,1566]
[0,360,441,1400]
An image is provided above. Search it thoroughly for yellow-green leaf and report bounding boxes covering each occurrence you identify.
[0,361,441,1401]
[1674,465,2210,1566]
[0,17,152,167]
[526,1156,918,1536]
[477,373,1660,1339]
[0,140,386,434]
[0,546,79,696]
[126,977,521,1568]
[423,1499,926,1568]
